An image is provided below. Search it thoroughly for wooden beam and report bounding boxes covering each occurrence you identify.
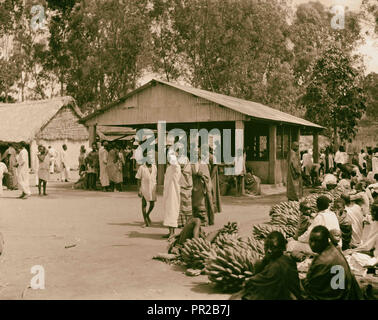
[88,125,96,146]
[313,131,319,163]
[268,124,277,184]
[235,120,245,195]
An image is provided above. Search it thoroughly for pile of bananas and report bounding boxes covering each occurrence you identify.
[205,243,263,293]
[252,223,288,240]
[180,238,213,269]
[269,201,301,227]
[218,222,239,236]
[213,233,241,249]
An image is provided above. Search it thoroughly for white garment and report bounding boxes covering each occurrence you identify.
[321,173,337,189]
[48,147,58,173]
[335,151,348,165]
[298,209,341,247]
[60,150,70,181]
[373,154,378,174]
[0,162,8,196]
[358,152,366,168]
[17,148,31,195]
[346,204,364,247]
[350,191,371,217]
[99,146,109,187]
[135,164,157,202]
[163,163,181,228]
[337,179,351,190]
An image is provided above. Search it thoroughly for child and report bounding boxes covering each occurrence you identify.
[37,145,50,196]
[135,149,157,227]
[0,161,8,196]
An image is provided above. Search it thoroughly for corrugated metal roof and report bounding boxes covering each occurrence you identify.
[155,79,323,129]
[82,79,323,129]
[0,96,80,143]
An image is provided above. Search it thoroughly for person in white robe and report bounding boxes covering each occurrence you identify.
[99,141,110,191]
[163,150,181,240]
[15,144,31,199]
[60,144,70,182]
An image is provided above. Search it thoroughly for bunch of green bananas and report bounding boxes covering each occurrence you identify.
[218,221,239,236]
[180,238,213,269]
[252,224,288,240]
[205,243,263,293]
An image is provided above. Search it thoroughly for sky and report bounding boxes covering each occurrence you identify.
[292,0,378,74]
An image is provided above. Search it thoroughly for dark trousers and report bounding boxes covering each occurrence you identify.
[87,173,97,190]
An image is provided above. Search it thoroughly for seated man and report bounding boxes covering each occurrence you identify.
[355,201,378,259]
[332,198,352,250]
[294,201,315,240]
[321,168,337,190]
[302,226,363,300]
[244,167,261,195]
[287,196,342,254]
[337,172,352,190]
[232,231,302,300]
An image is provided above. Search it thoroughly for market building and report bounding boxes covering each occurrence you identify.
[81,79,323,185]
[0,96,89,172]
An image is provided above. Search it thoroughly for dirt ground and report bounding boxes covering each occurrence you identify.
[0,174,287,300]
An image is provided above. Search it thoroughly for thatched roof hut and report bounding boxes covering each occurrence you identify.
[0,96,89,170]
[0,96,87,144]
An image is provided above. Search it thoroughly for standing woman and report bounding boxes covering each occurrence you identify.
[37,145,50,196]
[287,142,303,201]
[78,145,87,176]
[163,149,182,240]
[99,141,110,191]
[177,155,193,228]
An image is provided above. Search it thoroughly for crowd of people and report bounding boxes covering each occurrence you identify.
[0,142,71,199]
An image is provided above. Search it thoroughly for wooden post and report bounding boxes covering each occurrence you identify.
[235,120,245,195]
[88,125,96,146]
[30,139,38,173]
[313,131,319,163]
[268,124,277,184]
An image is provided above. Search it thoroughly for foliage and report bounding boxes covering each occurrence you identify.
[302,45,367,144]
[363,72,378,120]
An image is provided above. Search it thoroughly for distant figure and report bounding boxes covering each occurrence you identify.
[359,149,367,175]
[0,161,8,196]
[244,167,261,195]
[48,146,58,174]
[287,142,303,201]
[0,144,18,190]
[85,143,99,190]
[209,146,222,213]
[15,143,31,199]
[78,145,87,176]
[99,141,110,191]
[37,145,50,196]
[136,149,157,227]
[60,144,70,182]
[107,144,123,192]
[335,145,348,166]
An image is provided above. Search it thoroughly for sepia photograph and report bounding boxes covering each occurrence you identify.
[0,0,377,307]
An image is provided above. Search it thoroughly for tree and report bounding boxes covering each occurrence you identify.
[302,45,366,146]
[363,72,378,119]
[151,0,300,114]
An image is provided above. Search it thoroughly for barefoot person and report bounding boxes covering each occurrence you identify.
[163,149,181,240]
[136,149,157,227]
[37,145,50,196]
[15,143,31,199]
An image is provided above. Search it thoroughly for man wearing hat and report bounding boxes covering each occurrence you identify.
[287,141,303,201]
